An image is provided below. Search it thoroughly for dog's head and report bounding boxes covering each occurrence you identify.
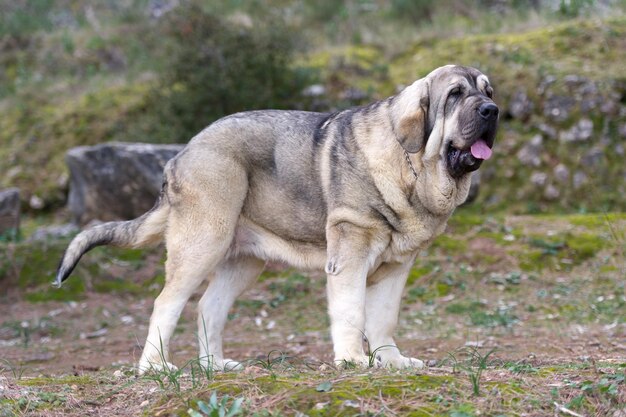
[392,65,499,178]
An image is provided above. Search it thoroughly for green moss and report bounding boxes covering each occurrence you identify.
[448,214,491,234]
[445,301,484,315]
[1,238,164,301]
[432,236,468,253]
[566,232,607,260]
[407,264,435,286]
[0,82,152,207]
[383,18,626,214]
[517,249,548,272]
[19,375,95,386]
[445,301,518,327]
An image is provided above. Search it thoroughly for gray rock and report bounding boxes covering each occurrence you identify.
[544,184,560,200]
[28,224,79,242]
[580,96,600,113]
[564,74,586,88]
[553,164,570,183]
[508,90,533,121]
[543,95,575,123]
[619,123,626,139]
[581,147,604,167]
[66,142,184,225]
[537,123,558,140]
[599,100,617,115]
[302,84,326,97]
[516,134,543,167]
[29,195,44,210]
[340,87,368,102]
[537,75,556,95]
[531,172,548,187]
[573,171,588,189]
[559,118,594,143]
[149,0,180,19]
[0,188,20,238]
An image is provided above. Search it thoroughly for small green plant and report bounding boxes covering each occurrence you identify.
[315,381,333,392]
[0,227,20,243]
[505,361,538,374]
[249,350,291,372]
[0,359,27,380]
[188,392,244,417]
[141,332,185,392]
[365,339,397,368]
[339,359,357,370]
[467,347,497,396]
[446,347,498,396]
[196,315,215,384]
[575,371,625,406]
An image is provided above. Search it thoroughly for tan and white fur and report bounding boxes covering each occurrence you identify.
[55,65,499,373]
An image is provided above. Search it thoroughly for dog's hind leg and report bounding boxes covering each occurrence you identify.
[197,256,265,371]
[137,222,234,373]
[137,158,248,374]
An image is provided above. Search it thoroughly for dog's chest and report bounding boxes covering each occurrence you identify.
[384,213,449,261]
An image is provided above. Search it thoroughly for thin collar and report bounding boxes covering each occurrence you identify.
[404,150,418,180]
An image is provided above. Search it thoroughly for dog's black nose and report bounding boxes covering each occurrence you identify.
[478,103,499,120]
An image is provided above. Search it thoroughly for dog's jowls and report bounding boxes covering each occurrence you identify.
[56,65,499,373]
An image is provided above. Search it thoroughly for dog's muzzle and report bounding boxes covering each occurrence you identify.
[447,102,498,178]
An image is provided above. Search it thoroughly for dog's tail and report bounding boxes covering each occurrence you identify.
[54,193,169,288]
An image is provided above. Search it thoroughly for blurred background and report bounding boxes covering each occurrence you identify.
[0,3,625,415]
[1,0,625,219]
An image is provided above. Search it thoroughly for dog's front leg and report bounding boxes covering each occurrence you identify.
[365,261,424,369]
[325,221,381,367]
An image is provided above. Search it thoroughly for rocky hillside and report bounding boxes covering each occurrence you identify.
[1,15,625,216]
[309,17,626,213]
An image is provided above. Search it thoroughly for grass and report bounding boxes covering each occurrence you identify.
[1,212,624,415]
[3,361,623,416]
[1,2,625,415]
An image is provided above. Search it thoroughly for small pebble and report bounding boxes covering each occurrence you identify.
[318,363,331,372]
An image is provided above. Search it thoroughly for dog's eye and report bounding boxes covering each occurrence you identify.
[485,86,494,99]
[449,87,462,98]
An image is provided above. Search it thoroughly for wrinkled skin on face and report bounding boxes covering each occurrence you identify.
[425,67,499,179]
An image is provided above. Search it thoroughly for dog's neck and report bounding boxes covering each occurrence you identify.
[408,123,473,216]
[403,150,419,181]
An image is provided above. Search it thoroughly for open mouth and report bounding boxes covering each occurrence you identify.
[447,139,493,178]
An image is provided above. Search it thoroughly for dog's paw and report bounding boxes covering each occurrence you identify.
[380,355,424,369]
[199,357,244,372]
[217,358,244,372]
[335,354,380,369]
[136,360,178,375]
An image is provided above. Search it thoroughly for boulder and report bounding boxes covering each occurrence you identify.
[543,95,576,123]
[508,90,534,121]
[516,134,543,167]
[66,142,184,225]
[0,188,20,238]
[28,223,79,242]
[559,118,594,143]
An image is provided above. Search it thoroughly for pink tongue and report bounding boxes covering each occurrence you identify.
[470,140,492,160]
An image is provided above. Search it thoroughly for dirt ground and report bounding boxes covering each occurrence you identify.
[1,214,624,416]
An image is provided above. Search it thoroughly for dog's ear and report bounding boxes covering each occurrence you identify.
[391,79,429,154]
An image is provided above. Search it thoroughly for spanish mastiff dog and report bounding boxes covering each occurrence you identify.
[56,65,499,373]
